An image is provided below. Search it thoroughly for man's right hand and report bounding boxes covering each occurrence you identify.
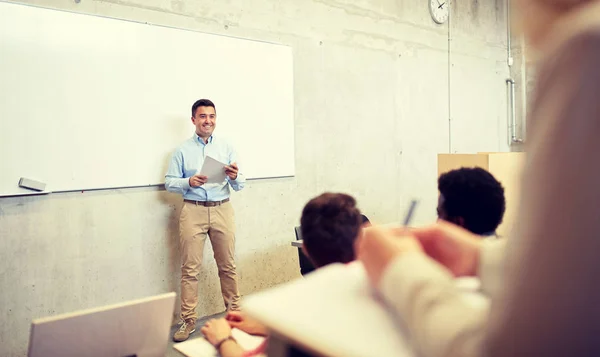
[410,221,483,277]
[189,174,208,187]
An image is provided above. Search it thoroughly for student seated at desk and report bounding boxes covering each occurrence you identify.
[298,212,370,276]
[437,167,505,237]
[201,192,365,357]
[300,192,365,267]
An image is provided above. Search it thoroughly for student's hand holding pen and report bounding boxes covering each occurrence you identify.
[355,226,423,287]
[410,221,482,277]
[356,200,422,286]
[358,220,484,288]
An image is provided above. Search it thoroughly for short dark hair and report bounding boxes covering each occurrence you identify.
[191,99,216,117]
[438,167,506,235]
[300,193,362,267]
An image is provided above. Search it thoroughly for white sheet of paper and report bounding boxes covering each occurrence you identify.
[243,263,489,357]
[173,328,265,357]
[198,155,228,184]
[244,263,415,357]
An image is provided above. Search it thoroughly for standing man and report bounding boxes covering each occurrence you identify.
[165,99,245,342]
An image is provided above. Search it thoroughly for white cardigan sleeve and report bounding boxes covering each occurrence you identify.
[378,240,505,357]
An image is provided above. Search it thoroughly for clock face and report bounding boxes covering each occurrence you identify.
[429,0,449,24]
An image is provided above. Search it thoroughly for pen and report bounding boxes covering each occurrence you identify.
[403,200,418,227]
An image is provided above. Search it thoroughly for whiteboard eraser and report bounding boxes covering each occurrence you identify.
[18,177,46,192]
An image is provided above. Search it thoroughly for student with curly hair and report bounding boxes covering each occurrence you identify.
[437,167,506,236]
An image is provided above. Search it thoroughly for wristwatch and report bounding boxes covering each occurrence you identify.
[214,335,236,351]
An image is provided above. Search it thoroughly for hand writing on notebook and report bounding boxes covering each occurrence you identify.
[356,226,423,286]
[224,162,239,180]
[225,311,269,336]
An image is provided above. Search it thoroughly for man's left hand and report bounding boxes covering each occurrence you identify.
[224,162,239,180]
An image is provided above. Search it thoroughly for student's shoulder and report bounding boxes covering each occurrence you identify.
[560,25,600,58]
[535,19,600,105]
[547,8,600,65]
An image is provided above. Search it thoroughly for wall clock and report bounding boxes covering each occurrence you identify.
[429,0,449,24]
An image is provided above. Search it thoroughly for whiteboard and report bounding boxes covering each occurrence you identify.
[0,2,295,196]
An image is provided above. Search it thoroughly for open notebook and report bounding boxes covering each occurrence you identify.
[174,328,265,357]
[243,262,488,357]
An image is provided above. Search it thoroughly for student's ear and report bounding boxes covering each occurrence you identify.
[455,217,466,228]
[301,244,318,268]
[301,244,309,260]
[447,216,466,229]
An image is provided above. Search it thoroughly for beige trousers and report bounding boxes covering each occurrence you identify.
[179,201,240,322]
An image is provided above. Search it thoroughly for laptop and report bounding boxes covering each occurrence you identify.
[28,292,176,357]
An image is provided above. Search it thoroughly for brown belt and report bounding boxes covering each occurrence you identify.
[184,198,230,207]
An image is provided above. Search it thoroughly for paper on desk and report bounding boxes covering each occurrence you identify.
[244,263,415,357]
[198,156,228,184]
[173,328,265,357]
[243,263,489,357]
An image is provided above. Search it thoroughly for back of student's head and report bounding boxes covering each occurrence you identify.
[437,167,506,235]
[300,193,362,268]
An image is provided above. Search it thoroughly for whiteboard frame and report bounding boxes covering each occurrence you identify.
[0,1,296,197]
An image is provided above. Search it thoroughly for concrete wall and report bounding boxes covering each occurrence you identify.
[0,0,510,355]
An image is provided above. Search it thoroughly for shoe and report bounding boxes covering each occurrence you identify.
[173,319,196,342]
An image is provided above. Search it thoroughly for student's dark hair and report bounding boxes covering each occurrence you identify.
[191,99,216,117]
[300,193,362,267]
[438,167,506,235]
